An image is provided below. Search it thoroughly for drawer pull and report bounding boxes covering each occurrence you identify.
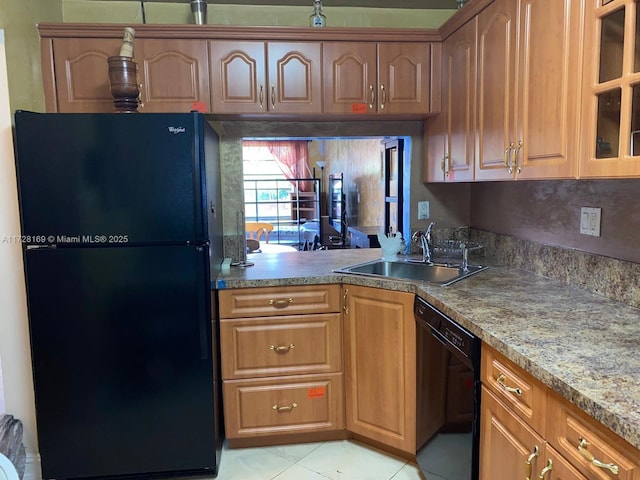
[538,459,553,479]
[272,402,298,413]
[270,343,295,353]
[497,374,522,396]
[269,298,294,307]
[578,437,619,475]
[343,288,349,315]
[525,445,540,480]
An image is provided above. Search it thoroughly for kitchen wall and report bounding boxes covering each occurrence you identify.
[62,0,455,28]
[0,28,39,480]
[469,180,640,265]
[0,0,62,114]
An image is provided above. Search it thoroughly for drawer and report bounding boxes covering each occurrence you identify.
[223,373,344,439]
[220,313,342,380]
[481,345,547,435]
[219,284,341,318]
[546,391,640,480]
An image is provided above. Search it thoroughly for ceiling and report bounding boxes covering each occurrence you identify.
[86,0,461,9]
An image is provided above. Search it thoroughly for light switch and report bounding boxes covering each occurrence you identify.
[580,207,601,237]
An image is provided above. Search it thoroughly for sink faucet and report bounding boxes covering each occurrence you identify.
[411,221,436,264]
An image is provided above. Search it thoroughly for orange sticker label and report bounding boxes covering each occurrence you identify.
[351,103,368,114]
[307,386,326,399]
[191,101,207,113]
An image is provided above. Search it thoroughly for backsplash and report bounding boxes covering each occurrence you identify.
[470,229,640,309]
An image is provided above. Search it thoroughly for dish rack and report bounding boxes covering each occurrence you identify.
[432,240,483,263]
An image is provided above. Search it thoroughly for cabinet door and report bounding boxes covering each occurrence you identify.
[442,18,477,182]
[209,40,267,114]
[480,386,546,480]
[323,42,377,115]
[135,39,210,113]
[543,444,589,480]
[51,38,122,113]
[343,285,415,454]
[475,0,518,180]
[267,42,322,114]
[515,0,581,179]
[378,43,431,115]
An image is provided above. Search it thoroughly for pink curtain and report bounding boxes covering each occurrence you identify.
[245,140,313,192]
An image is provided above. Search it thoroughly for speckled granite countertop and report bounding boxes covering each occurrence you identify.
[216,248,640,451]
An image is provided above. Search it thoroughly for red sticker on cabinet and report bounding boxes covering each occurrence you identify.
[351,103,367,114]
[191,101,207,113]
[307,387,326,399]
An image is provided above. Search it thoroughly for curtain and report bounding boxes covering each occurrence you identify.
[245,140,313,192]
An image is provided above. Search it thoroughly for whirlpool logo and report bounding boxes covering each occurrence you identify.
[168,126,186,134]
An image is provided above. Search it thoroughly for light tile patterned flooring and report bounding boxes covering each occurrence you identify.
[214,440,425,480]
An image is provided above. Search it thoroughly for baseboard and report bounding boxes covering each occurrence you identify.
[22,452,41,480]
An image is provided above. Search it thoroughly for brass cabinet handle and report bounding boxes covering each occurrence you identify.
[578,437,619,475]
[259,84,264,109]
[269,298,293,307]
[343,288,349,315]
[272,402,297,413]
[525,445,540,480]
[369,84,376,109]
[504,142,515,173]
[497,374,522,396]
[270,343,294,353]
[513,140,523,174]
[538,459,553,479]
[380,84,386,110]
[138,83,145,108]
[271,84,276,110]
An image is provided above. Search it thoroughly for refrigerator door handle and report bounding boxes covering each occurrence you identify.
[197,245,210,361]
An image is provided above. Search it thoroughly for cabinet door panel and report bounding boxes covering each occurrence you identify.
[323,42,377,114]
[52,38,121,113]
[268,42,321,114]
[475,0,518,180]
[480,387,546,480]
[444,18,477,181]
[344,286,415,454]
[378,43,431,115]
[516,0,580,179]
[136,39,210,113]
[209,40,266,114]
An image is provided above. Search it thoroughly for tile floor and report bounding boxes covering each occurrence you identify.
[214,439,425,480]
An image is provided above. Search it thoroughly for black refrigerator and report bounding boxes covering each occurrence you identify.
[13,111,224,480]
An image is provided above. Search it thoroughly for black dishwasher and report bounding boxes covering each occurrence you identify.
[415,296,481,480]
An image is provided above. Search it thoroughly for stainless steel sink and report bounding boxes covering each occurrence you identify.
[334,259,487,286]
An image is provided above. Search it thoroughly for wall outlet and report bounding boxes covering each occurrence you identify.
[580,207,601,237]
[418,201,430,220]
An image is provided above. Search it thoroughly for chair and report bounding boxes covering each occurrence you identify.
[245,222,274,243]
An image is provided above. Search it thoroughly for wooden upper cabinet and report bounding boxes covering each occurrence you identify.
[49,38,121,113]
[324,42,433,116]
[425,18,477,182]
[135,39,210,113]
[580,0,640,178]
[44,37,210,113]
[475,0,582,180]
[209,40,321,114]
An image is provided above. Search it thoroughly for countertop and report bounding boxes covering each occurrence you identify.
[216,248,640,450]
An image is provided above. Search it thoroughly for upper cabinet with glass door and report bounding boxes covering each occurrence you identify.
[580,0,640,177]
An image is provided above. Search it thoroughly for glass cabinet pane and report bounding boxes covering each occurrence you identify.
[596,88,621,158]
[631,85,640,155]
[599,9,625,83]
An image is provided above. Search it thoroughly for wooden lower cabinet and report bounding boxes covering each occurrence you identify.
[223,373,344,439]
[480,386,547,480]
[219,284,345,442]
[343,285,416,454]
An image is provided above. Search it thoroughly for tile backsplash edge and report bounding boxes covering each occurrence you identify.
[470,229,640,309]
